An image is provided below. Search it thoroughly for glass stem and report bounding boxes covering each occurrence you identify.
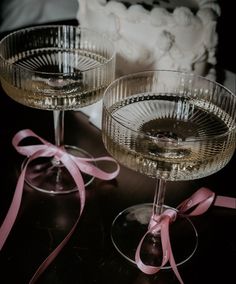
[53,111,65,182]
[152,178,167,216]
[148,178,167,235]
[53,110,64,148]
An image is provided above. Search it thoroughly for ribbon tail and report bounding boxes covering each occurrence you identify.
[214,196,236,209]
[135,233,161,275]
[29,209,80,284]
[0,167,26,250]
[29,154,86,283]
[162,220,184,284]
[135,221,167,275]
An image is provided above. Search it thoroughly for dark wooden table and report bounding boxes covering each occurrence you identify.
[0,79,236,284]
[0,21,236,283]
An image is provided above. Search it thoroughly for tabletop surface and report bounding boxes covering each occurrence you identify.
[0,28,236,284]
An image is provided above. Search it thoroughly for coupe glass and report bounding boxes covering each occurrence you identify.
[0,25,115,194]
[102,70,236,268]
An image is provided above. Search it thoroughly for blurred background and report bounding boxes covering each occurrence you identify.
[0,0,235,74]
[217,0,236,74]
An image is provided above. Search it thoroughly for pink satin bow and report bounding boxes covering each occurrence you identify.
[0,129,120,283]
[135,187,236,284]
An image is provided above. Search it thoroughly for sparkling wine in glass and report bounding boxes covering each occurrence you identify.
[102,70,236,268]
[0,25,115,194]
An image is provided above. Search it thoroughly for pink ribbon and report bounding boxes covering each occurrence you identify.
[0,129,120,283]
[135,187,236,284]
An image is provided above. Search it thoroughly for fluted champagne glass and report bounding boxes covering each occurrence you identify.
[102,70,236,268]
[0,25,115,194]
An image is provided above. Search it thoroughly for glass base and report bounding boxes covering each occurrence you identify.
[111,203,198,269]
[22,145,94,194]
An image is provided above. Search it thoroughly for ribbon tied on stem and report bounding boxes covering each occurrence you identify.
[0,129,120,283]
[135,187,236,284]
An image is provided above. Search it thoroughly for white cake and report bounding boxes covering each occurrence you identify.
[76,0,220,129]
[77,0,220,79]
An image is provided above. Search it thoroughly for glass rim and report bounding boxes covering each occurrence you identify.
[103,69,236,143]
[0,24,116,76]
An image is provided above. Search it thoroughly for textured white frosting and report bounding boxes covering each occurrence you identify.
[77,0,220,79]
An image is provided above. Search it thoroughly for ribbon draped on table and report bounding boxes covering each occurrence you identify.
[0,129,120,283]
[0,129,236,283]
